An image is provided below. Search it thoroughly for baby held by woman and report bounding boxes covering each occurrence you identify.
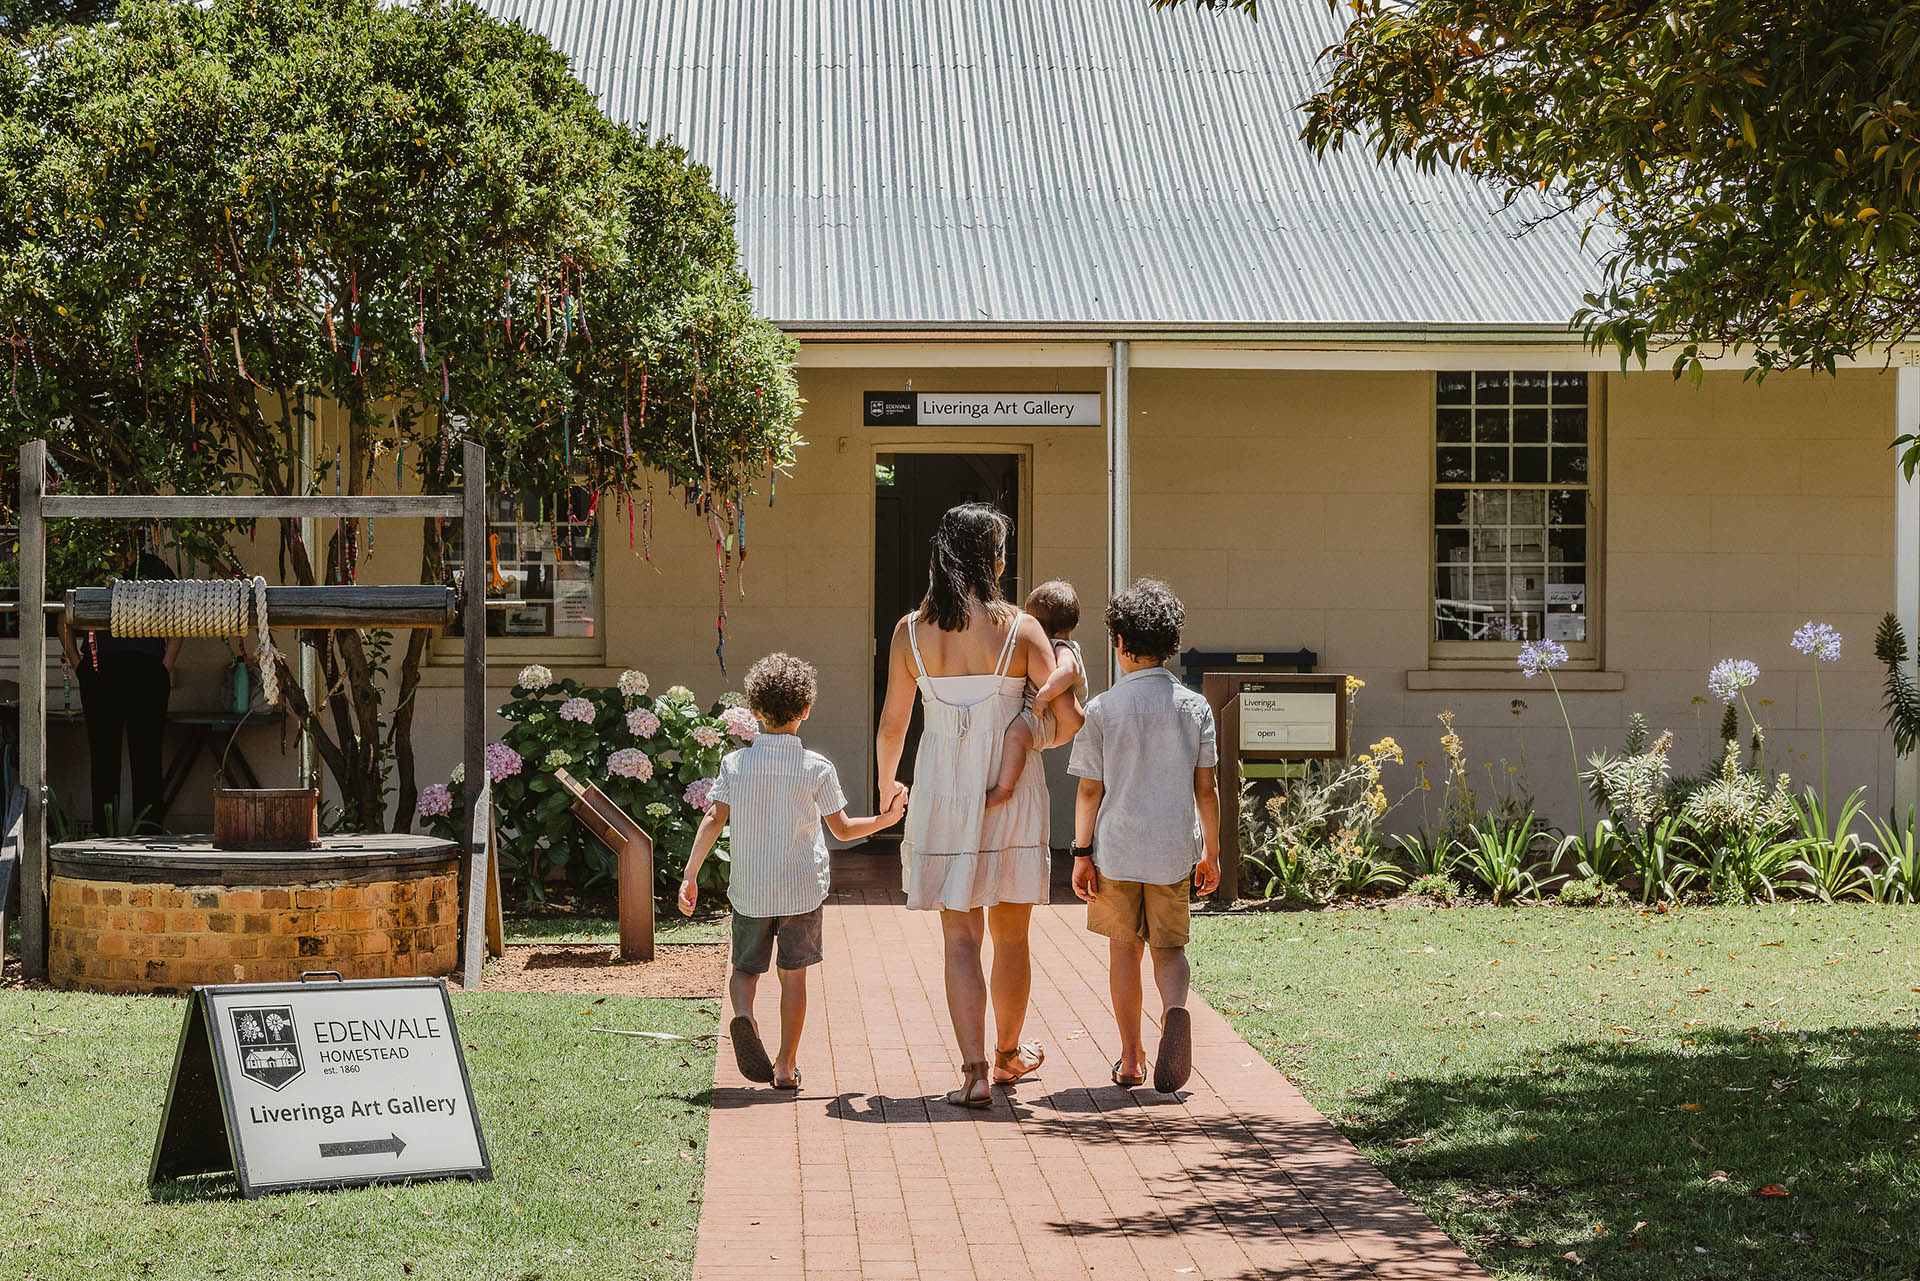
[986,579,1087,809]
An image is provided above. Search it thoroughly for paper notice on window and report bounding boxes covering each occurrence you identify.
[553,578,594,638]
[1546,612,1587,642]
[1546,583,1586,608]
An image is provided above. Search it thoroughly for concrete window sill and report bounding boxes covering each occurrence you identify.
[1406,669,1627,693]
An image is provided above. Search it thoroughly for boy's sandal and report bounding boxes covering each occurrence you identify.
[1154,1006,1193,1095]
[944,1060,993,1109]
[1111,1060,1147,1088]
[772,1069,802,1092]
[729,1016,775,1084]
[992,1041,1045,1086]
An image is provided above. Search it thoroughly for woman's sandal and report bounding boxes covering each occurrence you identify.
[1111,1060,1147,1088]
[992,1041,1045,1087]
[944,1060,993,1109]
[772,1069,802,1092]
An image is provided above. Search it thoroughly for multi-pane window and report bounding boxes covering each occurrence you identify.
[1433,371,1592,646]
[446,486,599,639]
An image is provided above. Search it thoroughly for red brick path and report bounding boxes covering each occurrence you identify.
[693,886,1487,1280]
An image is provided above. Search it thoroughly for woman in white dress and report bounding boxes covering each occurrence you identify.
[876,504,1056,1108]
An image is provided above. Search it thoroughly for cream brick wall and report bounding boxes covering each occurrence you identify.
[22,360,1903,846]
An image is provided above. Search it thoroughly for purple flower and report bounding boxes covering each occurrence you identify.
[720,705,760,742]
[416,783,452,818]
[626,707,661,739]
[559,697,595,724]
[484,741,523,781]
[1517,638,1569,678]
[690,724,723,750]
[1708,658,1760,704]
[1790,621,1842,662]
[683,777,717,812]
[607,748,653,781]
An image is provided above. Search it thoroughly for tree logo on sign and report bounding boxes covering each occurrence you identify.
[229,1006,303,1091]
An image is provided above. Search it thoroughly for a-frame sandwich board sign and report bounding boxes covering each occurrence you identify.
[151,975,490,1199]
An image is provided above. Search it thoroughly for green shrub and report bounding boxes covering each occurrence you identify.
[1407,871,1463,903]
[1557,876,1624,908]
[422,667,740,903]
[1461,816,1556,904]
[1864,809,1920,904]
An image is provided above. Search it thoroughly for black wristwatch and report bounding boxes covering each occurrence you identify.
[1071,842,1095,859]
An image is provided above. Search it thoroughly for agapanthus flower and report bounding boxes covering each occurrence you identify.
[559,697,595,724]
[661,684,697,706]
[542,748,574,770]
[1790,621,1842,662]
[644,802,672,820]
[1708,658,1761,704]
[690,724,723,749]
[1517,638,1569,678]
[449,763,465,785]
[607,748,653,781]
[720,706,760,741]
[416,783,452,817]
[717,690,749,709]
[683,777,717,812]
[484,742,523,781]
[617,669,650,697]
[516,663,554,692]
[626,707,661,739]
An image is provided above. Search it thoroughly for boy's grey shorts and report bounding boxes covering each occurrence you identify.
[730,905,826,974]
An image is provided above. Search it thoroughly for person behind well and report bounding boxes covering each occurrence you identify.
[58,538,181,836]
[678,652,906,1091]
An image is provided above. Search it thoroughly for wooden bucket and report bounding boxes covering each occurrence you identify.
[213,788,321,851]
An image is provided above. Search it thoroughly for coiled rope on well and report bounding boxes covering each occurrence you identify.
[107,576,281,706]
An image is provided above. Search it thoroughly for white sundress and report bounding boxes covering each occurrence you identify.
[900,611,1051,912]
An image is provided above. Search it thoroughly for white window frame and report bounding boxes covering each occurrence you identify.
[1429,370,1604,669]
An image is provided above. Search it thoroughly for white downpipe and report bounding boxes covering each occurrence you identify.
[1107,340,1131,687]
[1896,369,1920,817]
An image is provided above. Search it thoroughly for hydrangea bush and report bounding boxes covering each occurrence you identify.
[421,667,736,903]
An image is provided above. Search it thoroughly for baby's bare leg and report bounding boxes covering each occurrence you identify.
[985,715,1037,809]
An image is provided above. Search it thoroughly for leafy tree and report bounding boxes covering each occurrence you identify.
[1,0,802,827]
[1158,2,1920,389]
[0,0,111,37]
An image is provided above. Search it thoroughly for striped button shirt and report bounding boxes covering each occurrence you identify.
[710,733,847,918]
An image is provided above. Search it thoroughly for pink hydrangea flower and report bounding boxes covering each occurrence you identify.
[607,748,653,781]
[690,724,723,750]
[683,777,716,812]
[416,783,452,818]
[559,697,595,724]
[720,705,760,742]
[484,742,523,781]
[626,707,661,738]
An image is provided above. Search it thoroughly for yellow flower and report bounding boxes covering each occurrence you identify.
[1346,675,1367,695]
[1355,753,1372,765]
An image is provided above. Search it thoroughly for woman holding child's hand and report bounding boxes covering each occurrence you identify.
[876,504,1057,1109]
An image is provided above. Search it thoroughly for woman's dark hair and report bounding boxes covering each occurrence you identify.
[1025,580,1080,637]
[1105,578,1185,663]
[919,503,1012,632]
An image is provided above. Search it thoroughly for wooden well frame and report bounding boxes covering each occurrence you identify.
[13,438,495,990]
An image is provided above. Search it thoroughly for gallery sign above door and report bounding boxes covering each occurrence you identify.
[864,392,1102,428]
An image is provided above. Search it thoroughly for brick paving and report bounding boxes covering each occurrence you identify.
[692,873,1487,1281]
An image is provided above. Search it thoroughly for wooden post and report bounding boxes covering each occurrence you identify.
[553,768,655,962]
[458,439,488,990]
[18,440,46,980]
[1202,672,1243,905]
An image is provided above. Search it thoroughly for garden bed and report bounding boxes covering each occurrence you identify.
[0,987,717,1281]
[1190,903,1920,1281]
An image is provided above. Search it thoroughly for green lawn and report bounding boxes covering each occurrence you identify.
[1190,904,1920,1281]
[504,910,729,946]
[1,987,716,1281]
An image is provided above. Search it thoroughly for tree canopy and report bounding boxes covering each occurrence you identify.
[1158,0,1920,384]
[2,0,802,826]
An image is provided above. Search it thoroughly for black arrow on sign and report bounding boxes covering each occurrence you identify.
[318,1133,407,1160]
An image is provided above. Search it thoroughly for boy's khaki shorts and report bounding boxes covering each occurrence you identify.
[1086,877,1191,948]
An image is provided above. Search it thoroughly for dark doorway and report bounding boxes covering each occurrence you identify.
[872,452,1022,809]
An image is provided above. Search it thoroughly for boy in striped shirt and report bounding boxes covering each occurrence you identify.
[678,653,906,1091]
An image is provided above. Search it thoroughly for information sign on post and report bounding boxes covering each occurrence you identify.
[1200,671,1348,902]
[151,976,491,1199]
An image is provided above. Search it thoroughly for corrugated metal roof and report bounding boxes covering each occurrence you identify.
[480,0,1602,331]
